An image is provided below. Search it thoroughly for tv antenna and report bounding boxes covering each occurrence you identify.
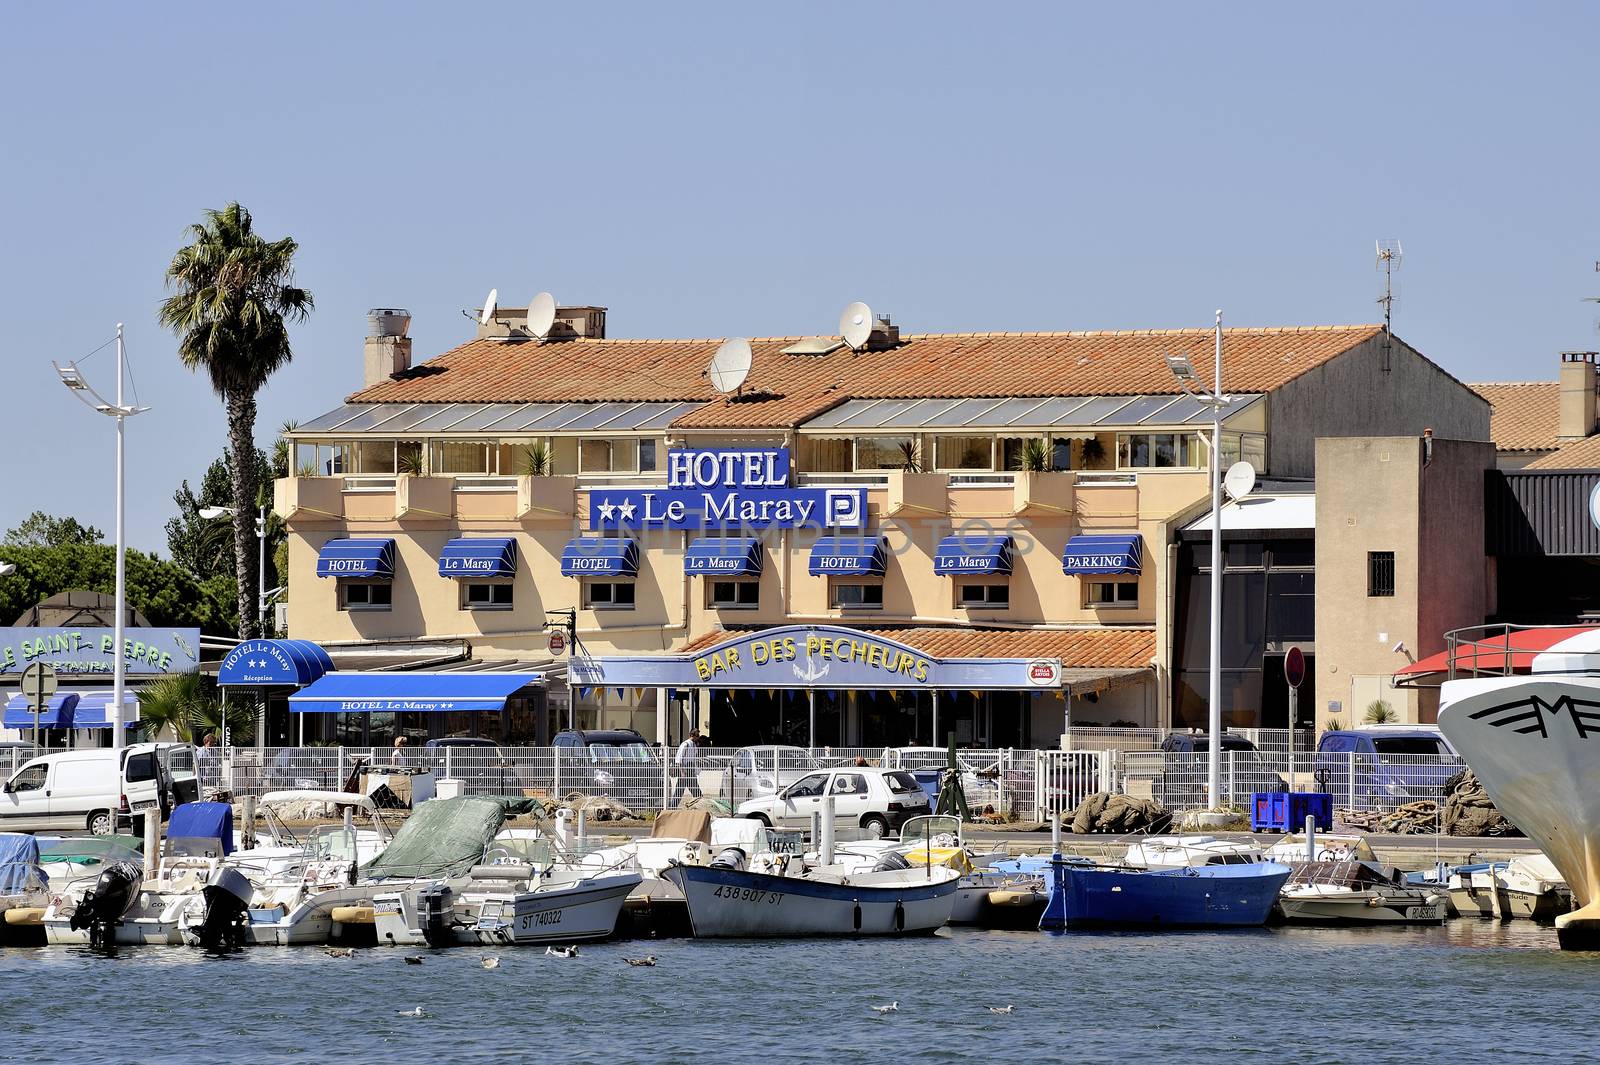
[840,301,874,351]
[525,291,557,339]
[708,338,753,396]
[1223,461,1256,504]
[462,288,500,327]
[1376,240,1402,372]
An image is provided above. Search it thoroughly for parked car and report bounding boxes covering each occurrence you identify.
[1153,732,1287,808]
[423,737,532,795]
[737,768,932,838]
[696,745,824,805]
[0,742,197,834]
[551,729,662,809]
[1314,726,1461,806]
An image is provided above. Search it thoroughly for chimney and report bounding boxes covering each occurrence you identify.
[1558,351,1598,440]
[365,308,412,386]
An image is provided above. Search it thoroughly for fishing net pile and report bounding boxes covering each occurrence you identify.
[1064,792,1172,834]
[1441,769,1522,837]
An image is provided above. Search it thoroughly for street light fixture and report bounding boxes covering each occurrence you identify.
[1166,310,1231,808]
[199,503,275,634]
[53,324,148,749]
[0,563,15,577]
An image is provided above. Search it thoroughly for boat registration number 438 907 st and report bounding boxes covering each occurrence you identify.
[712,885,784,905]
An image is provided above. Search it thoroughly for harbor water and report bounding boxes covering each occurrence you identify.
[2,923,1594,1064]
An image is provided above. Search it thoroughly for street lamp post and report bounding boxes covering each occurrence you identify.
[55,324,149,750]
[1165,311,1231,808]
[199,503,274,634]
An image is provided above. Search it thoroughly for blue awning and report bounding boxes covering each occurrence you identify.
[315,537,396,579]
[438,537,518,578]
[1062,533,1144,576]
[70,692,141,728]
[288,671,544,714]
[3,692,79,729]
[219,639,336,687]
[933,534,1014,575]
[810,535,889,576]
[561,538,639,577]
[684,537,764,576]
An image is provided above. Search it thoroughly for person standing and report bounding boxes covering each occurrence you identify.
[673,729,702,803]
[195,732,220,796]
[391,734,409,767]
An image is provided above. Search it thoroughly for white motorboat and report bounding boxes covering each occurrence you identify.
[1277,860,1449,924]
[1449,854,1573,922]
[44,802,237,946]
[1437,627,1600,948]
[664,846,961,937]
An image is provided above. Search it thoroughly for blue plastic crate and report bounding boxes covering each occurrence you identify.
[1251,791,1333,833]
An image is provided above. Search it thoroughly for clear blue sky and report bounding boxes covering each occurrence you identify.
[2,2,1595,552]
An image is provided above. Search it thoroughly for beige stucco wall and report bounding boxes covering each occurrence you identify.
[1313,436,1491,726]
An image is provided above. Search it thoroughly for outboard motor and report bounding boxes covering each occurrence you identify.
[872,851,912,873]
[69,861,143,948]
[709,847,748,872]
[416,884,454,948]
[191,866,253,951]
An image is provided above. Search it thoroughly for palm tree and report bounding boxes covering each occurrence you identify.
[159,204,312,637]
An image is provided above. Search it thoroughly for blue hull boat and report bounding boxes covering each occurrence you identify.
[1039,857,1292,930]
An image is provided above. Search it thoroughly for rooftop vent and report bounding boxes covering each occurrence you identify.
[782,337,845,356]
[367,308,411,338]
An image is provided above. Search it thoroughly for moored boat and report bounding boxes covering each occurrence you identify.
[1448,854,1572,923]
[1276,860,1448,924]
[1039,856,1291,930]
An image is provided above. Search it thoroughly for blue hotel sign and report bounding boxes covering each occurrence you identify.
[590,447,867,530]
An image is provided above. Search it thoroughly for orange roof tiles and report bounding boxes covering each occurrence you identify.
[679,625,1155,668]
[1470,382,1560,453]
[1525,434,1600,470]
[349,325,1386,431]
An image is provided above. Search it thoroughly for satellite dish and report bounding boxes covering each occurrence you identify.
[1223,461,1257,503]
[525,292,557,338]
[708,338,753,395]
[840,301,873,351]
[478,288,499,327]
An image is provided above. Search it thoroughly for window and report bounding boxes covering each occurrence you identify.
[579,439,641,474]
[463,582,514,610]
[999,437,1029,472]
[707,579,760,609]
[787,772,829,798]
[340,582,392,611]
[638,439,659,473]
[830,581,884,609]
[935,435,993,471]
[1050,437,1075,471]
[584,580,636,609]
[1368,551,1396,597]
[294,441,352,477]
[856,436,916,471]
[958,582,1010,608]
[7,765,46,791]
[1085,580,1139,608]
[124,752,157,783]
[1116,432,1198,469]
[829,773,868,795]
[431,441,492,474]
[800,436,853,473]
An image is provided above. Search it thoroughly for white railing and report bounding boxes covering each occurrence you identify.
[1074,471,1136,485]
[1121,749,1465,814]
[794,472,893,487]
[342,475,398,493]
[452,476,519,492]
[947,473,1016,487]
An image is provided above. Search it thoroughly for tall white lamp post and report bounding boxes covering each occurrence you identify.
[199,504,276,634]
[1165,311,1231,808]
[55,324,149,749]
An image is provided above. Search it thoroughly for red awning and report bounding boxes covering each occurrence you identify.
[1393,626,1594,685]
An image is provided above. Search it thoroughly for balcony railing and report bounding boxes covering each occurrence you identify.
[342,475,397,493]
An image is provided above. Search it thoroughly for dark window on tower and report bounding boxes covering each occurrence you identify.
[1368,551,1396,597]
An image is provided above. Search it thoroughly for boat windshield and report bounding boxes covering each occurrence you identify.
[900,815,961,845]
[306,825,358,863]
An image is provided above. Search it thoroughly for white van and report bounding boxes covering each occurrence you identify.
[0,743,199,834]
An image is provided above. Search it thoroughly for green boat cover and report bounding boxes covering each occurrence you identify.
[359,796,538,881]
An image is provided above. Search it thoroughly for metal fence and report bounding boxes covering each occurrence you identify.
[1121,749,1466,813]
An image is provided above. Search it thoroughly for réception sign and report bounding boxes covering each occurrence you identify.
[0,627,202,675]
[590,447,867,530]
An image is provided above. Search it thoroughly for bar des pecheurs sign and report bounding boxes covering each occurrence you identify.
[0,627,202,675]
[572,624,1064,691]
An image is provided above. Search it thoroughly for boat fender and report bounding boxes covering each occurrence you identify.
[852,901,862,932]
[893,901,905,933]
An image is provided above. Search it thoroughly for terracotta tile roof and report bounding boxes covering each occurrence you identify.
[348,325,1386,430]
[679,625,1155,668]
[1524,433,1600,470]
[1469,382,1560,453]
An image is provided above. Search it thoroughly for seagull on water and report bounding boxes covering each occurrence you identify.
[324,947,355,958]
[546,945,580,958]
[403,956,424,965]
[481,956,501,970]
[396,1006,426,1018]
[987,1006,1015,1015]
[625,956,657,967]
[870,1002,899,1014]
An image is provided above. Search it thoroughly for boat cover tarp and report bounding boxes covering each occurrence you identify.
[651,808,711,844]
[359,796,536,881]
[167,802,235,855]
[37,836,145,866]
[0,833,45,895]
